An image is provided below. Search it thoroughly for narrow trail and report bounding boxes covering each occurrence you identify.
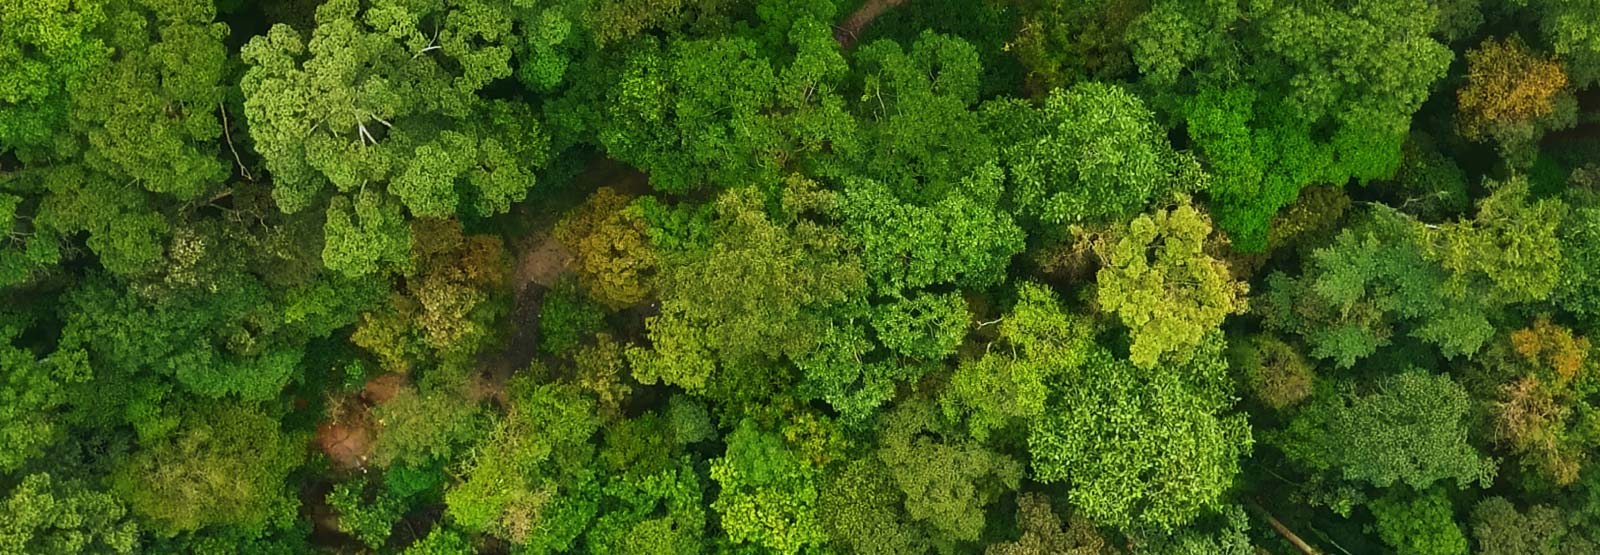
[835,0,913,48]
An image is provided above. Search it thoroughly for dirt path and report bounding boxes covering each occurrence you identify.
[835,0,913,48]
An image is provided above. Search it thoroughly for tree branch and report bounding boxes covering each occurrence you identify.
[219,102,254,182]
[1246,500,1321,555]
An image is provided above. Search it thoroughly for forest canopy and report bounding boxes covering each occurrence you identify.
[4,0,1600,553]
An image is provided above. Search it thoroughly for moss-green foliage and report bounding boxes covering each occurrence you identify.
[1368,488,1468,555]
[112,404,304,537]
[1275,370,1495,490]
[444,381,599,551]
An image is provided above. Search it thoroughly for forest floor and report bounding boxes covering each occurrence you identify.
[835,0,910,48]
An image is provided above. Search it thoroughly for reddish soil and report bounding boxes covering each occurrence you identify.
[315,419,374,470]
[835,0,912,48]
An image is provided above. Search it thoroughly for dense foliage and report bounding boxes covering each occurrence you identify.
[4,0,1600,553]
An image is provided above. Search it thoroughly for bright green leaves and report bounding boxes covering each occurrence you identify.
[1423,176,1566,304]
[1266,185,1566,368]
[0,474,139,555]
[1095,199,1247,369]
[710,420,827,554]
[840,168,1023,296]
[1008,82,1204,226]
[586,458,707,555]
[853,32,989,203]
[0,313,85,472]
[602,36,781,193]
[1368,488,1469,555]
[113,404,304,537]
[1029,342,1251,532]
[1182,85,1342,250]
[325,479,405,550]
[877,400,1021,544]
[240,0,549,277]
[0,0,108,158]
[872,291,969,360]
[1130,0,1452,249]
[1275,370,1495,490]
[943,282,1093,442]
[323,188,411,277]
[75,0,231,200]
[630,183,865,394]
[445,382,600,550]
[1263,208,1490,367]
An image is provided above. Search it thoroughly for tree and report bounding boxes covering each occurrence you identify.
[1230,334,1314,410]
[1007,82,1205,226]
[554,187,657,309]
[1471,497,1597,555]
[1273,370,1495,490]
[1368,488,1467,555]
[0,474,139,555]
[1423,176,1567,305]
[710,420,827,554]
[1008,0,1146,90]
[444,381,600,551]
[0,311,85,471]
[1095,199,1248,368]
[942,282,1095,442]
[984,493,1115,555]
[840,166,1024,296]
[112,404,304,537]
[877,400,1022,545]
[1533,0,1600,87]
[849,32,994,204]
[628,182,865,394]
[584,457,707,555]
[819,459,929,555]
[1457,37,1577,167]
[1128,0,1452,248]
[326,479,404,550]
[0,0,108,159]
[71,0,231,200]
[240,0,550,276]
[1030,341,1251,531]
[1261,208,1495,367]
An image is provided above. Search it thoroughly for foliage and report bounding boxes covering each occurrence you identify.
[1457,37,1577,167]
[5,1,1600,552]
[0,474,139,555]
[325,480,403,550]
[1030,341,1251,532]
[943,282,1094,442]
[444,381,599,551]
[984,493,1115,555]
[538,279,607,357]
[554,187,658,309]
[1274,370,1495,490]
[1008,82,1204,226]
[1368,488,1468,555]
[709,420,827,555]
[1008,0,1146,90]
[877,400,1021,544]
[112,404,303,536]
[1262,208,1495,367]
[1471,497,1598,555]
[1129,0,1452,248]
[1095,199,1248,368]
